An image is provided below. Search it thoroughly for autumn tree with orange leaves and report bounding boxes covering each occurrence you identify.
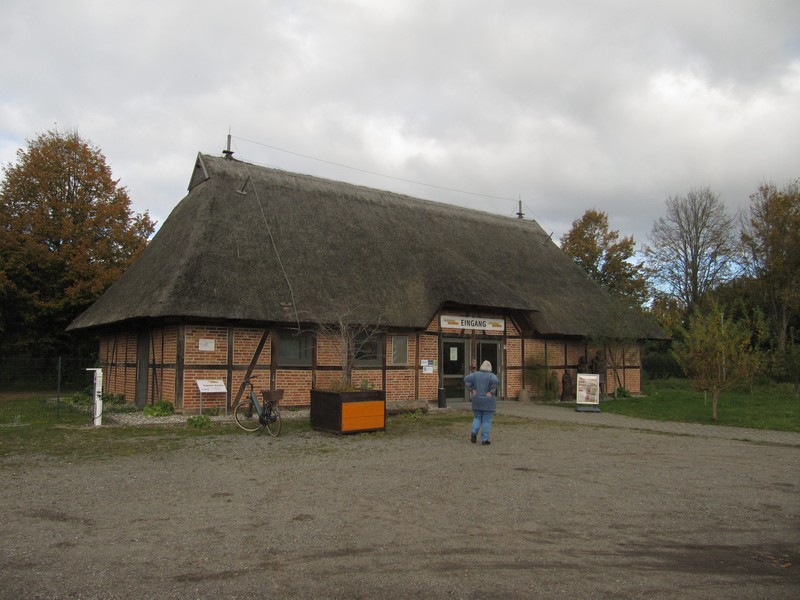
[560,209,649,308]
[0,129,155,355]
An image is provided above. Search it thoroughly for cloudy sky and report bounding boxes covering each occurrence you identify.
[2,0,799,247]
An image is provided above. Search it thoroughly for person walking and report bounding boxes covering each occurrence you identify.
[464,360,500,445]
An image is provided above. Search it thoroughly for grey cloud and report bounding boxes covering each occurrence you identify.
[1,0,798,247]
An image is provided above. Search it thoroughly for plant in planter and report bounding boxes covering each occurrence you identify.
[305,303,387,433]
[313,304,384,391]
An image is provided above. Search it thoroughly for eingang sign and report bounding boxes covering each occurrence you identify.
[440,315,505,332]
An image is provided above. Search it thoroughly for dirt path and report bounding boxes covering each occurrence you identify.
[1,410,798,599]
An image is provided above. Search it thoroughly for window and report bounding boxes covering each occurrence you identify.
[353,333,383,366]
[391,336,409,365]
[278,330,313,366]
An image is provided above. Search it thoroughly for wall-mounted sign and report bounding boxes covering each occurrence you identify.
[440,315,505,332]
[199,339,215,352]
[196,379,227,393]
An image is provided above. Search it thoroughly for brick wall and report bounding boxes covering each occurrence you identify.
[316,335,344,368]
[98,320,645,410]
[147,326,178,404]
[386,370,415,401]
[185,326,228,365]
[183,369,228,411]
[99,332,136,402]
[506,367,523,399]
[233,328,270,366]
[418,333,439,401]
[276,369,312,405]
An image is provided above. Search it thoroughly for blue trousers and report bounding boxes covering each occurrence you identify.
[471,409,494,442]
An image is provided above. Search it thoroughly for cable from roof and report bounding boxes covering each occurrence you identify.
[231,135,520,204]
[233,139,301,331]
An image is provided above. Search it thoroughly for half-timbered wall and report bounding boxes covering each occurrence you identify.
[97,311,645,412]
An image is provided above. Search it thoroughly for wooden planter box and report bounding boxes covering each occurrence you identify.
[310,389,386,434]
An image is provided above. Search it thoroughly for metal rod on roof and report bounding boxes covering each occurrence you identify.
[516,197,524,219]
[223,130,234,160]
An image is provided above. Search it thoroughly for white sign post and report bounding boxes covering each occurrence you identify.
[86,368,103,426]
[575,373,601,413]
[196,379,228,415]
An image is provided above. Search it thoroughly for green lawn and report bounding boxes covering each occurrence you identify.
[2,380,797,463]
[598,378,800,432]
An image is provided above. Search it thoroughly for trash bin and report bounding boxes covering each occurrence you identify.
[438,388,447,409]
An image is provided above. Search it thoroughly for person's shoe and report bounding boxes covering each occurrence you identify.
[470,433,477,444]
[482,440,491,445]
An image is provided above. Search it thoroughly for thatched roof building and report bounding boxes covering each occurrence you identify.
[70,153,661,339]
[69,153,663,411]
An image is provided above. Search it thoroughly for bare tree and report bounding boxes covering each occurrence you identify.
[299,296,384,390]
[644,187,739,314]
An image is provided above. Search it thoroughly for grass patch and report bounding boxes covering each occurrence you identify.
[597,379,800,432]
[0,408,599,465]
[0,423,232,464]
[0,395,91,428]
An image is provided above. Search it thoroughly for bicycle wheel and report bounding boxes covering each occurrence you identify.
[264,402,282,436]
[233,399,261,432]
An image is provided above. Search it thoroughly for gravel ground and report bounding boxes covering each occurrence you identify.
[1,404,798,599]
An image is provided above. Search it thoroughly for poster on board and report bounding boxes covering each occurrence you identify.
[576,374,600,405]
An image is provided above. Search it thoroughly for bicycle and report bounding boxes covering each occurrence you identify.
[233,380,283,435]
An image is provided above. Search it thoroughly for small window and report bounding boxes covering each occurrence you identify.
[391,336,409,365]
[354,333,383,366]
[278,331,313,366]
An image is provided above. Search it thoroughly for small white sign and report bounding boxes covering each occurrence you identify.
[440,315,505,332]
[196,379,227,393]
[199,339,215,351]
[576,374,600,405]
[422,366,434,374]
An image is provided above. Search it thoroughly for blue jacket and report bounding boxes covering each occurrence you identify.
[464,370,500,412]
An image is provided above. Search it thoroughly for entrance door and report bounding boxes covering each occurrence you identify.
[476,340,500,374]
[476,340,502,397]
[442,339,468,401]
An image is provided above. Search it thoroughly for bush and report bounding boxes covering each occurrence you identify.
[143,401,174,417]
[66,389,125,406]
[523,359,558,400]
[642,342,683,379]
[187,414,212,429]
[67,388,92,406]
[103,393,125,405]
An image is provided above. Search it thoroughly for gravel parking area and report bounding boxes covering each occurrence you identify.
[1,404,798,599]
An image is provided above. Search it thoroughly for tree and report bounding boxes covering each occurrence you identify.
[740,180,800,353]
[644,187,739,315]
[560,209,649,307]
[300,296,384,390]
[672,300,758,422]
[0,129,155,356]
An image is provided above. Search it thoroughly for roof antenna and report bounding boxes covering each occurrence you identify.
[516,196,525,219]
[223,128,234,160]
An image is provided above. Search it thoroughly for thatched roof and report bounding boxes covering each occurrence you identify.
[69,153,664,339]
